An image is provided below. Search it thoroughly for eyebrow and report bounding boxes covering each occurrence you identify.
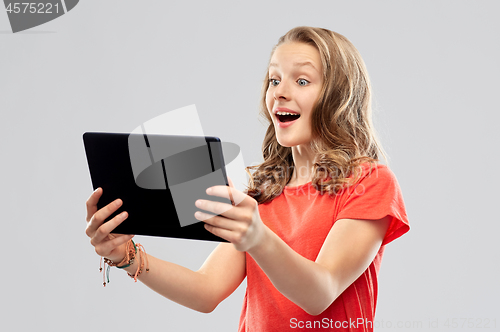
[268,61,319,71]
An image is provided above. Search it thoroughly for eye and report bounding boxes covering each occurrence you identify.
[269,78,280,87]
[297,79,310,86]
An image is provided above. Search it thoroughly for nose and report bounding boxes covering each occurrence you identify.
[273,80,289,101]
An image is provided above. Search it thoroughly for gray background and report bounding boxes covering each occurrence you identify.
[1,1,499,331]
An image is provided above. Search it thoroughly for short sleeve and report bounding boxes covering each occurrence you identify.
[335,164,410,245]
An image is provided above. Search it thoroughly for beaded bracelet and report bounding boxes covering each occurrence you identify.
[99,240,149,287]
[103,239,137,268]
[127,243,149,282]
[116,240,137,269]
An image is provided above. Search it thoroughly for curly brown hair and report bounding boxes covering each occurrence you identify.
[245,26,388,204]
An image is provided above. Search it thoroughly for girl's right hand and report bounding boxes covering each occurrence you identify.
[85,188,135,263]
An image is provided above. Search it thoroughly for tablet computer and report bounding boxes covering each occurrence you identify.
[83,132,232,242]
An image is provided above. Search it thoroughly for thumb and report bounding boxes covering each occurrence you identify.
[226,176,236,206]
[227,176,235,188]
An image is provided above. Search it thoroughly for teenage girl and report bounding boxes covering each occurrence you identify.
[85,26,410,332]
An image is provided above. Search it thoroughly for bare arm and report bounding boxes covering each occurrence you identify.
[197,185,391,315]
[247,216,390,315]
[86,188,246,313]
[121,242,245,313]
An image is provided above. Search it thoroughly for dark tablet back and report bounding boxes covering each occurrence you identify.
[83,132,230,242]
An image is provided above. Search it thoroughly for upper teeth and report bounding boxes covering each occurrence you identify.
[276,112,298,116]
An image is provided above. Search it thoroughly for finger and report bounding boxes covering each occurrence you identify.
[91,211,129,245]
[95,233,135,257]
[86,199,123,237]
[86,188,102,222]
[226,177,236,205]
[194,210,217,222]
[195,211,235,230]
[227,176,235,188]
[195,199,239,220]
[204,223,234,243]
[206,185,251,207]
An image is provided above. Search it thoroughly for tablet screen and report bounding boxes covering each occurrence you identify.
[83,132,231,242]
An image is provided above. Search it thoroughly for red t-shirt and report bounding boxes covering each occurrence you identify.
[238,163,410,331]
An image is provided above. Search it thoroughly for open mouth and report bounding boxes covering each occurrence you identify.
[276,112,301,123]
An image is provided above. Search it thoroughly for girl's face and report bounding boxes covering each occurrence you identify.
[266,42,323,148]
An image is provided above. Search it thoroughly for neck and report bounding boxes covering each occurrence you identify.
[288,144,316,186]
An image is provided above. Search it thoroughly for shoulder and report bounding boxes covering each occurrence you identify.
[351,162,397,185]
[336,162,402,199]
[335,162,410,245]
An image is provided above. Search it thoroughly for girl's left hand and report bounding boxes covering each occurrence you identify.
[194,178,266,252]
